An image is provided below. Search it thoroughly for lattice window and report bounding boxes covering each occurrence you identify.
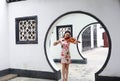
[93,24,97,47]
[7,0,25,3]
[56,25,73,40]
[15,16,38,44]
[82,26,91,51]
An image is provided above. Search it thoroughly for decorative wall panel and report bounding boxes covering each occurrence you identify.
[82,27,91,51]
[15,16,38,44]
[56,25,73,40]
[7,0,25,3]
[93,24,97,47]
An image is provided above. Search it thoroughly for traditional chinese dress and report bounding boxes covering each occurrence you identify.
[59,38,71,64]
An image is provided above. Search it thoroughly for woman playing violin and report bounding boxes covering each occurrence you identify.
[53,31,80,81]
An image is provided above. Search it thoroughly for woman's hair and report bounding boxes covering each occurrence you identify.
[63,30,71,37]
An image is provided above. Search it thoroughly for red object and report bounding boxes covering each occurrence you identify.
[66,37,76,43]
[103,32,109,47]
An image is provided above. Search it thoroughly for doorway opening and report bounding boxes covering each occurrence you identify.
[44,11,111,81]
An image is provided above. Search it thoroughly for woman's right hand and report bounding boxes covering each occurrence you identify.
[53,41,59,46]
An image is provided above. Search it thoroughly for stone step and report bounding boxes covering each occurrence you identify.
[0,74,17,81]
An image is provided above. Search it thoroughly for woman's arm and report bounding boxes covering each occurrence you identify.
[73,40,80,44]
[53,40,60,46]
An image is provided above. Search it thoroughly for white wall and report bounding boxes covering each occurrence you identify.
[0,0,9,70]
[8,0,53,72]
[8,0,120,77]
[97,24,104,47]
[91,24,104,48]
[91,25,94,48]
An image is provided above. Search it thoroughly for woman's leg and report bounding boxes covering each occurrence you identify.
[65,64,69,81]
[62,63,66,81]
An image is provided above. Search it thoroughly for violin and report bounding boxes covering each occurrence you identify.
[65,37,76,43]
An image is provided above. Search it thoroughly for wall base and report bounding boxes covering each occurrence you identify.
[0,69,10,76]
[95,75,120,81]
[0,69,61,80]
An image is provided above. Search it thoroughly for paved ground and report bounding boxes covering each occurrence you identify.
[8,77,55,81]
[9,47,108,81]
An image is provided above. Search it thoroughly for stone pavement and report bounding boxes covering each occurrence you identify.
[9,47,108,81]
[8,77,55,81]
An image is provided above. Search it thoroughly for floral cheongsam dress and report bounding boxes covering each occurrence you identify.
[59,38,71,64]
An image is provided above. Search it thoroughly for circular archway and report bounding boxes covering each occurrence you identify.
[44,11,111,81]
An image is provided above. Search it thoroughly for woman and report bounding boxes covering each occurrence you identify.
[53,31,80,81]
